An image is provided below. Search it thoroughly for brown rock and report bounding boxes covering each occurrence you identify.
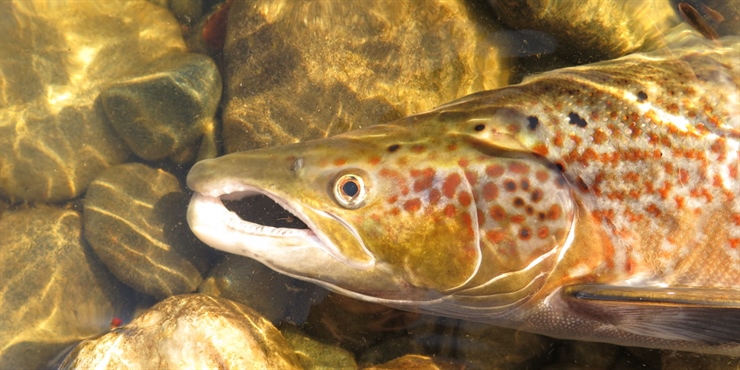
[222,0,509,152]
[0,206,134,369]
[84,163,215,298]
[59,294,303,369]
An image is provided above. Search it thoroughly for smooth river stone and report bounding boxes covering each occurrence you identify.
[84,163,215,298]
[100,52,222,161]
[362,355,462,370]
[0,0,187,203]
[487,0,679,64]
[359,315,550,369]
[0,206,134,370]
[199,254,326,324]
[281,324,358,370]
[59,294,303,370]
[221,0,509,152]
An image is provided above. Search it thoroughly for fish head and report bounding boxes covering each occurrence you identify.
[188,117,575,309]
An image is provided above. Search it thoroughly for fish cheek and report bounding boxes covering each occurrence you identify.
[356,203,481,292]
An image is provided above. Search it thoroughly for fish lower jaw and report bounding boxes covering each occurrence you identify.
[187,192,324,258]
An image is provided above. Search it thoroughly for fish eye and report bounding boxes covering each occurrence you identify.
[332,172,367,209]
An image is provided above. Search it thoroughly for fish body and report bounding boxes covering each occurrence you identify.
[187,32,740,355]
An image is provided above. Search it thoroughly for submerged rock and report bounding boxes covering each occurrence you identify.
[281,324,358,370]
[488,0,679,63]
[0,206,134,370]
[84,163,215,298]
[100,52,222,161]
[221,0,510,152]
[199,254,325,324]
[0,0,187,203]
[59,294,303,369]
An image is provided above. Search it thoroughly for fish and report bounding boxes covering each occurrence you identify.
[187,30,740,356]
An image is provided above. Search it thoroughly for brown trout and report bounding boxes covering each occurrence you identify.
[187,31,740,355]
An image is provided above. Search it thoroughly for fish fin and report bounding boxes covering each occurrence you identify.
[562,284,740,345]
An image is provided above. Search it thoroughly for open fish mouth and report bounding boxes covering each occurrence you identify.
[186,185,327,260]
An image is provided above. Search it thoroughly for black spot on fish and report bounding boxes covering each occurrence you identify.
[504,179,517,192]
[387,144,400,153]
[568,112,588,128]
[513,197,525,207]
[519,227,531,240]
[474,124,486,131]
[531,189,543,203]
[637,91,648,102]
[555,162,566,172]
[527,116,539,130]
[521,179,530,191]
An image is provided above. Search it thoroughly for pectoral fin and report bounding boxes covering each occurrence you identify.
[562,284,740,345]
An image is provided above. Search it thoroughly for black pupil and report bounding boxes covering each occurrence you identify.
[342,180,359,197]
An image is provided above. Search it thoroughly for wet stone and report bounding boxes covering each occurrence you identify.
[487,0,679,64]
[0,206,135,370]
[199,254,325,324]
[0,0,187,203]
[362,354,463,370]
[281,324,358,370]
[59,294,303,369]
[84,163,215,298]
[361,315,550,369]
[222,0,509,152]
[101,52,222,161]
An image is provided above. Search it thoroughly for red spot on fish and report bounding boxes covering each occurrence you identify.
[489,205,506,221]
[459,192,472,207]
[533,144,549,156]
[678,168,690,184]
[458,158,469,167]
[485,165,505,177]
[386,195,398,204]
[509,162,530,174]
[548,205,562,220]
[593,129,607,145]
[404,199,422,213]
[482,183,498,200]
[426,189,440,206]
[390,207,400,216]
[537,227,549,239]
[657,182,672,200]
[447,143,458,151]
[645,203,661,217]
[411,168,435,192]
[443,173,462,198]
[486,230,506,243]
[510,215,526,224]
[712,174,723,188]
[369,156,381,165]
[444,204,457,218]
[411,144,426,153]
[477,209,485,224]
[535,170,549,182]
[334,158,347,166]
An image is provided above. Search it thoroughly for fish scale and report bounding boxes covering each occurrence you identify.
[187,31,740,354]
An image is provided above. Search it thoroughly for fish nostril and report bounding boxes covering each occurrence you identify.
[222,194,308,229]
